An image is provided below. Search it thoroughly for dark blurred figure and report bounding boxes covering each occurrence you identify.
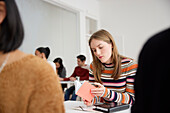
[132,28,170,113]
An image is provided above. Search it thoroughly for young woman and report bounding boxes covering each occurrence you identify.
[84,29,137,106]
[0,0,64,112]
[53,57,67,91]
[35,47,56,73]
[53,57,66,78]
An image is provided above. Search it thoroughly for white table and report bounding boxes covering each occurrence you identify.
[60,81,84,89]
[60,81,75,84]
[64,101,131,113]
[60,81,74,89]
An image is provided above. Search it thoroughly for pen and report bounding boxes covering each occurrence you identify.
[79,106,85,111]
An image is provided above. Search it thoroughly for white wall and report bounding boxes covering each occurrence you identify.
[15,0,100,76]
[16,0,79,76]
[43,0,100,65]
[15,0,170,74]
[50,0,100,18]
[45,0,100,64]
[99,0,170,59]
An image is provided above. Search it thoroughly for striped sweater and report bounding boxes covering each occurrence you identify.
[89,58,137,105]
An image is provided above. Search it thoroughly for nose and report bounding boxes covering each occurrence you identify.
[96,48,101,56]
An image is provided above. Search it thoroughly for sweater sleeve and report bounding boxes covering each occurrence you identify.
[28,66,65,113]
[89,63,100,104]
[63,67,77,81]
[102,61,137,104]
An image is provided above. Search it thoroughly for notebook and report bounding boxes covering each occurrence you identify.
[74,80,96,102]
[94,102,129,113]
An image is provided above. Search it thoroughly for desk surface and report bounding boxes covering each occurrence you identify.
[60,81,85,84]
[64,101,131,113]
[60,81,74,84]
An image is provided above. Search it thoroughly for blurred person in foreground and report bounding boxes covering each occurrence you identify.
[0,0,65,113]
[131,28,170,113]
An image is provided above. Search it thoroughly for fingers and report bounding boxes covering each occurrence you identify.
[91,88,104,96]
[82,98,92,106]
[69,77,76,81]
[93,82,103,88]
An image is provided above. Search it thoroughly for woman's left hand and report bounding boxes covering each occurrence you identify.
[91,83,105,97]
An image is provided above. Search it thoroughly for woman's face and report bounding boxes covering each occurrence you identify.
[55,62,60,69]
[90,39,112,64]
[0,1,6,24]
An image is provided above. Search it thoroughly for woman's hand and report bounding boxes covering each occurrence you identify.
[59,77,64,81]
[69,77,76,81]
[82,98,93,106]
[91,83,105,97]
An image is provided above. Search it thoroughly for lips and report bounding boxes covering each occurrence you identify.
[99,56,103,59]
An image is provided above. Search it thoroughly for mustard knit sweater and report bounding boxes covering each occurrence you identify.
[0,55,65,113]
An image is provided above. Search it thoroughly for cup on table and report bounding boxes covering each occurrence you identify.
[76,76,80,81]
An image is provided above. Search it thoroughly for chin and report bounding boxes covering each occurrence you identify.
[99,59,107,63]
[100,58,111,64]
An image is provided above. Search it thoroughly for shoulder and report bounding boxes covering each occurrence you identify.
[148,28,170,45]
[90,63,93,69]
[75,66,80,69]
[121,57,137,69]
[62,66,66,71]
[25,55,50,68]
[139,28,170,59]
[23,55,56,76]
[82,64,90,70]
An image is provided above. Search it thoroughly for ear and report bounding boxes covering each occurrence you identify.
[0,2,6,24]
[42,53,47,60]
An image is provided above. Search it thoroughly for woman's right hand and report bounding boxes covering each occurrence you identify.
[59,77,64,81]
[82,98,93,106]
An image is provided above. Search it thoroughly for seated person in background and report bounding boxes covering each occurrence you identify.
[54,57,67,91]
[35,47,56,73]
[131,28,170,113]
[60,55,89,101]
[53,57,66,78]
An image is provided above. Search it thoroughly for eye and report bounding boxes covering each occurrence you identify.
[99,46,103,49]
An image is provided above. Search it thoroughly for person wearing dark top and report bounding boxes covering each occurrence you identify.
[60,55,89,101]
[54,57,67,91]
[131,28,170,113]
[53,57,66,78]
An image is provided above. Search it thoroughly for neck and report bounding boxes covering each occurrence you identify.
[81,64,86,67]
[0,52,9,65]
[103,62,114,67]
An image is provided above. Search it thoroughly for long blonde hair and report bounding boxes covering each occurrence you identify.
[89,29,124,83]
